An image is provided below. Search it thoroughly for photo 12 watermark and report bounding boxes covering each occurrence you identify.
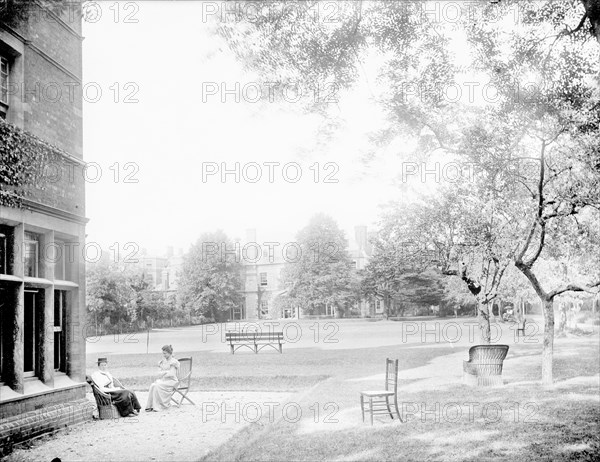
[201,162,339,184]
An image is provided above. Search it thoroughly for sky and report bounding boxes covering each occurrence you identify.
[81,1,451,256]
[82,1,408,256]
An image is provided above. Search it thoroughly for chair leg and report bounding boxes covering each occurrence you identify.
[180,390,195,405]
[394,396,402,422]
[385,396,394,420]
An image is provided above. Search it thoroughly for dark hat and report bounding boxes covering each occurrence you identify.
[97,357,108,364]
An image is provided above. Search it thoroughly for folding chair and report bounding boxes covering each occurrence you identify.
[171,357,195,406]
[359,358,403,425]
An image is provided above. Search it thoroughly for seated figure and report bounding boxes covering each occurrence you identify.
[91,357,141,417]
[145,344,180,412]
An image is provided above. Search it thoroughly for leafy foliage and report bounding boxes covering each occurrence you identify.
[177,230,244,320]
[0,119,62,208]
[282,213,356,315]
[0,0,72,24]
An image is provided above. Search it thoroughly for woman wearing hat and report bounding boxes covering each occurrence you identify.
[91,357,141,417]
[145,345,180,412]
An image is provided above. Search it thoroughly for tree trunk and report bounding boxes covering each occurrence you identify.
[542,297,555,386]
[556,301,567,337]
[477,300,491,343]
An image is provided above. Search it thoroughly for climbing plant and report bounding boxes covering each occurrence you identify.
[0,119,63,208]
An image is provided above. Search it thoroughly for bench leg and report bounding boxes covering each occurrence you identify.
[254,343,258,354]
[279,342,282,354]
[230,344,234,354]
[360,395,365,422]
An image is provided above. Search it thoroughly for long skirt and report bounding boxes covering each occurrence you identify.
[145,376,179,411]
[109,389,141,416]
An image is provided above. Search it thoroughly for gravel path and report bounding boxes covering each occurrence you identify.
[6,391,290,462]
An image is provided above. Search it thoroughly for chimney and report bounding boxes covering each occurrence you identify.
[244,228,259,263]
[245,228,257,244]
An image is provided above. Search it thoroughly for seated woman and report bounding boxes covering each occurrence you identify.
[91,357,141,417]
[145,344,180,412]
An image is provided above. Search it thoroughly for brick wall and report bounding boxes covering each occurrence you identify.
[6,2,83,158]
[0,397,93,457]
[25,155,86,216]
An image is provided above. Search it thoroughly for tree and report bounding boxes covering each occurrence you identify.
[220,0,600,382]
[177,230,244,321]
[86,261,136,333]
[283,214,355,315]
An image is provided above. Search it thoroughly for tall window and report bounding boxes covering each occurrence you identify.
[24,232,39,278]
[0,227,8,275]
[260,272,268,286]
[0,287,5,381]
[0,56,8,119]
[54,291,67,372]
[24,290,40,377]
[260,300,268,317]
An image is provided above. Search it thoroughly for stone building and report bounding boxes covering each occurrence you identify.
[240,226,384,320]
[0,2,90,454]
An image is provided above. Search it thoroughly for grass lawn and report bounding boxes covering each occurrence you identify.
[82,318,599,461]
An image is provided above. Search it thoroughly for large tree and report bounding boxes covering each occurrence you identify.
[177,230,244,321]
[283,214,355,315]
[220,0,600,384]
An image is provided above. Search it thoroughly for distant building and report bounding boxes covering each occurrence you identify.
[238,226,383,320]
[157,227,387,321]
[0,2,90,453]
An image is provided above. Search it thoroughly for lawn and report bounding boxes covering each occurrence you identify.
[11,317,600,461]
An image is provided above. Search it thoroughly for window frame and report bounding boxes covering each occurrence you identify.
[53,290,67,372]
[23,288,39,378]
[0,230,7,275]
[0,55,8,118]
[259,272,268,286]
[24,232,39,278]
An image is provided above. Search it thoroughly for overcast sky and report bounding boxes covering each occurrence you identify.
[82,1,421,256]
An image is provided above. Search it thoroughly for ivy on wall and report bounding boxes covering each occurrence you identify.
[0,118,63,208]
[0,0,71,24]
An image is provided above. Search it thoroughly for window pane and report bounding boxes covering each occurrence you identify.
[54,242,65,280]
[24,292,37,373]
[0,232,6,275]
[0,57,7,105]
[54,291,62,327]
[24,234,38,278]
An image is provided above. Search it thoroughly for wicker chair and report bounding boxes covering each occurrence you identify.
[86,375,122,419]
[171,357,195,406]
[359,358,403,425]
[463,345,510,387]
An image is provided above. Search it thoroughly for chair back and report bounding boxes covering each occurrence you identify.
[177,357,193,382]
[384,358,399,392]
[468,345,509,364]
[90,382,112,406]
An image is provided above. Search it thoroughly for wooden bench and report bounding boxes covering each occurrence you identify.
[225,332,284,354]
[463,344,509,387]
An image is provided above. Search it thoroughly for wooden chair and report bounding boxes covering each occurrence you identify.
[171,357,195,406]
[86,375,120,420]
[463,345,510,387]
[516,318,527,337]
[359,358,403,425]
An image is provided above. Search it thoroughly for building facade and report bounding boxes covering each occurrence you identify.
[239,226,386,320]
[0,2,90,454]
